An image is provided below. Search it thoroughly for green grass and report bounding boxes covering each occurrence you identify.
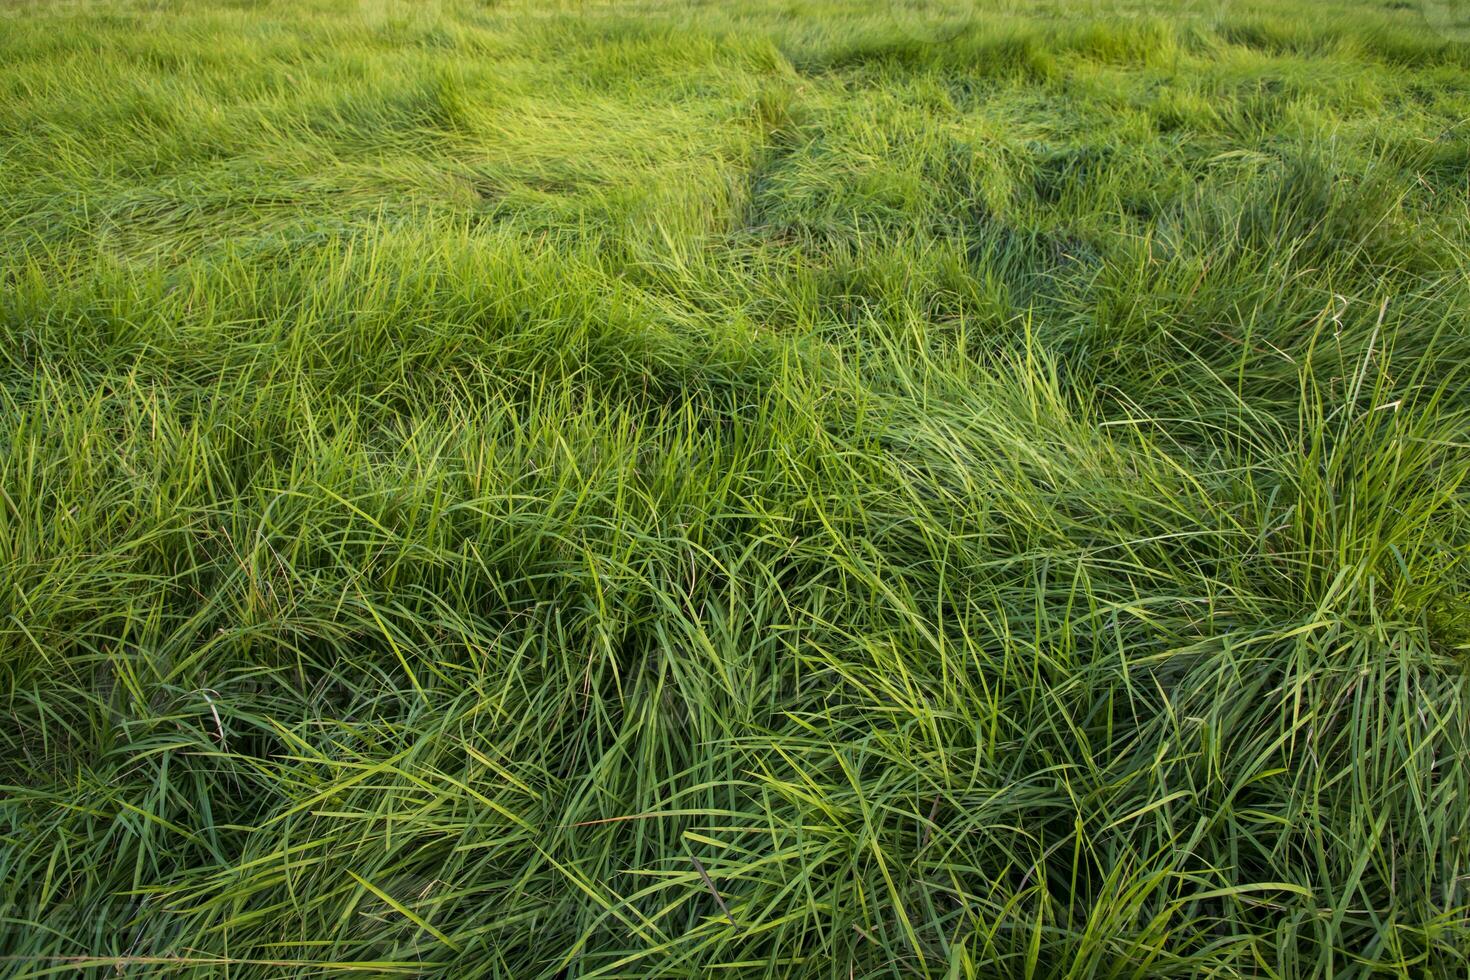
[2,0,1469,975]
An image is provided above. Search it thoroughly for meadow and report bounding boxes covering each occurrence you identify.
[2,0,1469,975]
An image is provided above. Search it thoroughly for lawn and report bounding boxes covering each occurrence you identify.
[2,0,1469,975]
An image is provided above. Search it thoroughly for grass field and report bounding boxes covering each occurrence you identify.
[3,0,1470,975]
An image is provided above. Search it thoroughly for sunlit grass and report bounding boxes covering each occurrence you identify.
[2,0,1468,975]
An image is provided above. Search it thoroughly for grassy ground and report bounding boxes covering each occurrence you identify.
[2,0,1470,975]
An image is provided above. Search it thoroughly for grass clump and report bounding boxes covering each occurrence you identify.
[2,0,1469,976]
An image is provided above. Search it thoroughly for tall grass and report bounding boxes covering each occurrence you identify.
[2,0,1468,975]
